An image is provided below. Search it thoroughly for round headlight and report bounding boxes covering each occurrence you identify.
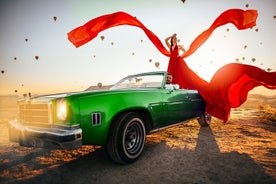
[56,98,67,121]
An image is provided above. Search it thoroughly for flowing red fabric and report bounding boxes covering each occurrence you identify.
[68,9,276,122]
[68,11,170,56]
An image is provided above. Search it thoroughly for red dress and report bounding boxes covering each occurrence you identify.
[167,45,178,76]
[167,45,209,90]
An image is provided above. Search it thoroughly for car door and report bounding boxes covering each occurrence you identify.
[159,87,193,127]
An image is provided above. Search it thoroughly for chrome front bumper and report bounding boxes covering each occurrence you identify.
[9,120,82,149]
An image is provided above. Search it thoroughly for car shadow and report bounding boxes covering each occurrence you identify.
[1,126,275,184]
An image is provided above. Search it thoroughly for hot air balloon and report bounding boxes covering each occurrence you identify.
[100,36,105,41]
[53,16,57,21]
[149,59,152,62]
[14,57,17,60]
[245,4,249,8]
[154,62,160,68]
[255,28,259,32]
[14,90,18,93]
[111,42,114,45]
[25,38,28,42]
[267,68,272,72]
[181,0,186,3]
[273,15,276,19]
[226,28,229,32]
[244,45,247,49]
[97,82,102,88]
[35,56,39,60]
[1,70,4,74]
[251,58,256,62]
[132,52,135,55]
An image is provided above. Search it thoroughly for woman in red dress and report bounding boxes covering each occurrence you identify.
[165,33,186,76]
[165,34,209,90]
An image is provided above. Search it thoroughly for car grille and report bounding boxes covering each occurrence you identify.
[18,100,53,125]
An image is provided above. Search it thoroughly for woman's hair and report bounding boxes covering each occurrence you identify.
[170,35,176,48]
[170,37,174,47]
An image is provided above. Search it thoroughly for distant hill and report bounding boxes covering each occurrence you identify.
[239,94,276,108]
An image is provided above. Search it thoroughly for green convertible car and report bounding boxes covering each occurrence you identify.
[9,71,211,164]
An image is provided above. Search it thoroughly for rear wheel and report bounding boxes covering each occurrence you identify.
[106,112,146,164]
[198,112,212,127]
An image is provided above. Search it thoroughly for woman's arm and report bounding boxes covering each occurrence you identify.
[165,36,171,49]
[178,45,187,57]
[165,33,176,49]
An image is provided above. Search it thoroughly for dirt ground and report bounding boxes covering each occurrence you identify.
[0,95,275,184]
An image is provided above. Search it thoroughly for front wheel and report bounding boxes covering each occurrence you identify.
[106,112,146,164]
[197,112,212,127]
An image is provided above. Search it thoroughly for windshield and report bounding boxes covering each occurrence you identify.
[111,73,164,90]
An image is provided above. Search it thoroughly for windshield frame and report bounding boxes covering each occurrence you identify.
[110,72,167,90]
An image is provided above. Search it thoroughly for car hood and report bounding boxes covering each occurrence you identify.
[30,88,153,101]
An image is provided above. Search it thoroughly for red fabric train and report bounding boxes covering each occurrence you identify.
[68,9,276,122]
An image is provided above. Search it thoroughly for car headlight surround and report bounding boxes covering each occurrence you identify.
[56,98,67,121]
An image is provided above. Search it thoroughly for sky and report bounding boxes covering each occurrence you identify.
[0,0,276,96]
